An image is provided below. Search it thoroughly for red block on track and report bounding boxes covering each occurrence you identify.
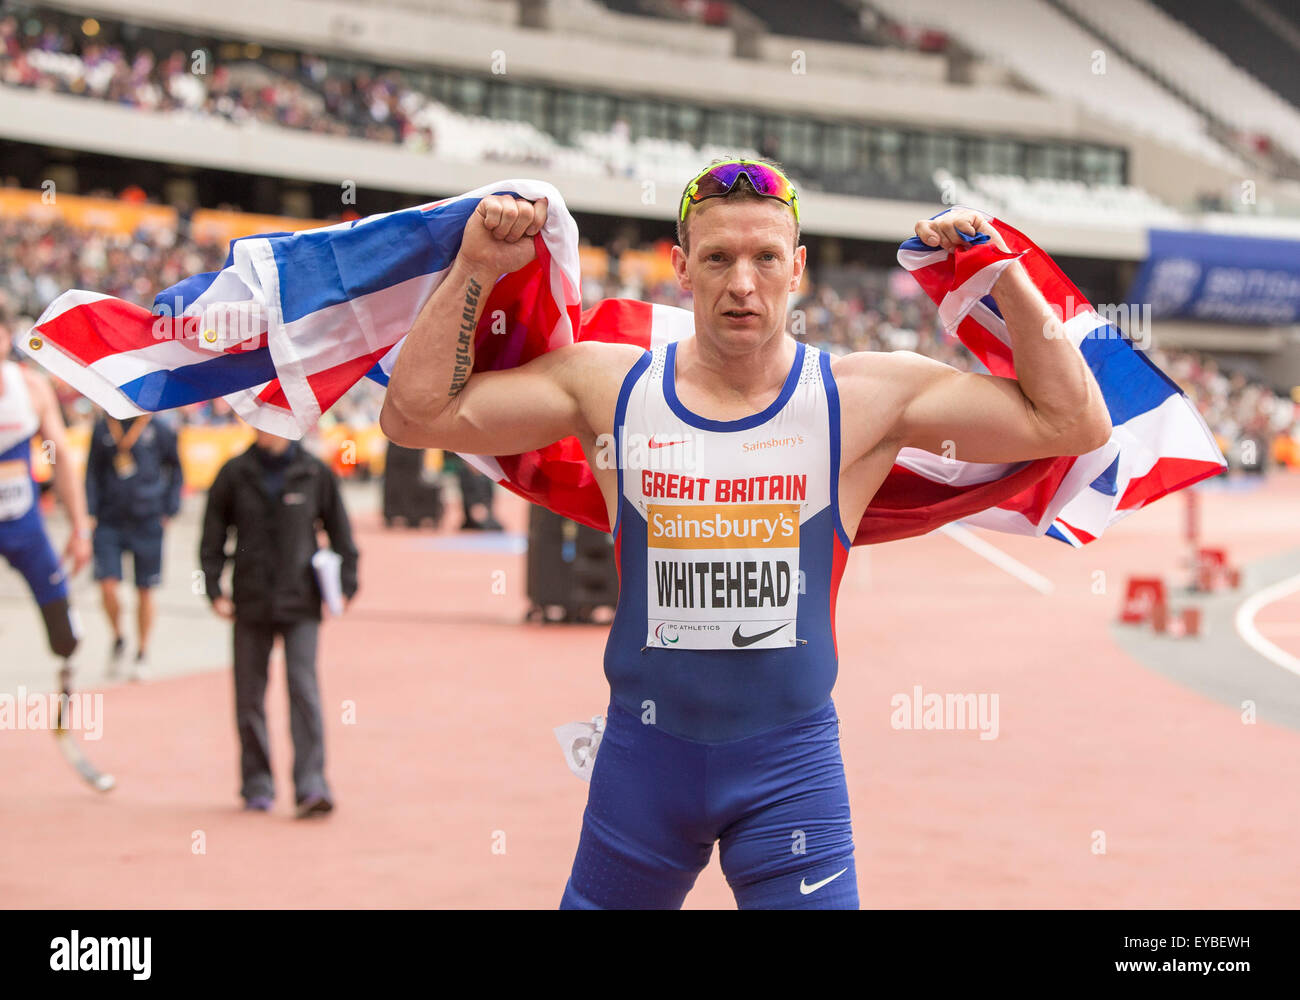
[1121,577,1166,624]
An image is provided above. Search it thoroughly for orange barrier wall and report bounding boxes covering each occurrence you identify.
[177,425,256,491]
[316,423,441,479]
[0,188,324,243]
[30,424,90,484]
[0,188,176,236]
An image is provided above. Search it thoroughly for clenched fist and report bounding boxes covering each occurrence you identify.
[459,194,549,274]
[915,208,1009,254]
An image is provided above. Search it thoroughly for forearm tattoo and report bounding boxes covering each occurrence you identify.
[448,277,482,397]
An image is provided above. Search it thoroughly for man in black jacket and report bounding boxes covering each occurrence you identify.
[199,429,359,817]
[85,412,182,681]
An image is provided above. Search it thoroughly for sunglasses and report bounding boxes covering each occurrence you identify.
[679,160,800,224]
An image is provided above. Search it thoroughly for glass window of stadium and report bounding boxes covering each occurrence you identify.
[765,119,819,171]
[453,76,488,116]
[1079,146,1124,184]
[553,92,615,140]
[907,133,961,179]
[1025,144,1075,180]
[624,100,673,141]
[707,110,760,151]
[673,105,704,140]
[822,124,865,175]
[870,129,905,180]
[410,70,448,104]
[309,58,1123,197]
[489,83,545,123]
[965,137,1021,177]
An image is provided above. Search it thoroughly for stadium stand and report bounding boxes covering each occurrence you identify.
[0,5,1293,241]
[1059,0,1300,168]
[332,0,519,25]
[7,1,1300,243]
[1151,0,1300,112]
[935,169,1192,228]
[545,0,736,56]
[730,0,867,44]
[866,0,1245,171]
[0,5,1126,205]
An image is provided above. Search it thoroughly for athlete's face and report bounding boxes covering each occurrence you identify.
[672,199,804,354]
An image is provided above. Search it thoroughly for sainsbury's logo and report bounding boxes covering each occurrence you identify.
[742,433,804,453]
[647,503,800,549]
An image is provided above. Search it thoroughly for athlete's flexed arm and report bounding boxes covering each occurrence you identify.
[837,209,1112,469]
[380,194,640,457]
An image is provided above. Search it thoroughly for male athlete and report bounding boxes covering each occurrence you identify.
[380,160,1111,909]
[0,317,91,690]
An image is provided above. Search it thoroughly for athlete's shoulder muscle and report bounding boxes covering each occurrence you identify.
[829,349,937,465]
[558,340,647,439]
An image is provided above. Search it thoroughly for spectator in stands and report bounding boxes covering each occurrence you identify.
[85,411,182,680]
[199,428,359,817]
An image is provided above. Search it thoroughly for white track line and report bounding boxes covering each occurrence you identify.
[936,522,1055,594]
[1234,572,1300,678]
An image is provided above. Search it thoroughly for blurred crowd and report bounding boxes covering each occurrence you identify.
[1150,347,1297,462]
[3,209,1298,468]
[0,12,435,148]
[1,215,226,319]
[0,214,248,429]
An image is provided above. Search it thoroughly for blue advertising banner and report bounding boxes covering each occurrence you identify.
[1129,229,1300,324]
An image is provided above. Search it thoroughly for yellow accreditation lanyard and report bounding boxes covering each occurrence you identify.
[106,415,151,479]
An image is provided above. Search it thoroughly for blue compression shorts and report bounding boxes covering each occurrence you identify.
[561,697,858,910]
[0,505,68,607]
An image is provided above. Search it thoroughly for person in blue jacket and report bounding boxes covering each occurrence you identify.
[85,411,183,681]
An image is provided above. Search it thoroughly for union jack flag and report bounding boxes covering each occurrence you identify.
[21,180,1226,546]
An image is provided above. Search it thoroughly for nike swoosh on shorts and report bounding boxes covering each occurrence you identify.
[799,867,848,895]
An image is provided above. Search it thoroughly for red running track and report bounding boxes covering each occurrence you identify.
[4,474,1299,908]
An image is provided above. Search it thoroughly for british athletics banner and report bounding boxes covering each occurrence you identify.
[1129,227,1300,325]
[21,179,1226,547]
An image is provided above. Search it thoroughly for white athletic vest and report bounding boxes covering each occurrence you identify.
[0,361,39,521]
[613,339,851,652]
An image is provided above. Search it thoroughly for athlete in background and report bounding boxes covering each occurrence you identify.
[0,317,92,683]
[380,160,1112,908]
[85,409,183,681]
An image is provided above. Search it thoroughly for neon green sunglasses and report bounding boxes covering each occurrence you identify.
[679,160,800,224]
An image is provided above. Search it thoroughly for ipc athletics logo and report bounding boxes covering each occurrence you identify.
[654,623,680,645]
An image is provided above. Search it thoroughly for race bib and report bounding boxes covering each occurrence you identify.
[0,462,33,521]
[645,501,800,650]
